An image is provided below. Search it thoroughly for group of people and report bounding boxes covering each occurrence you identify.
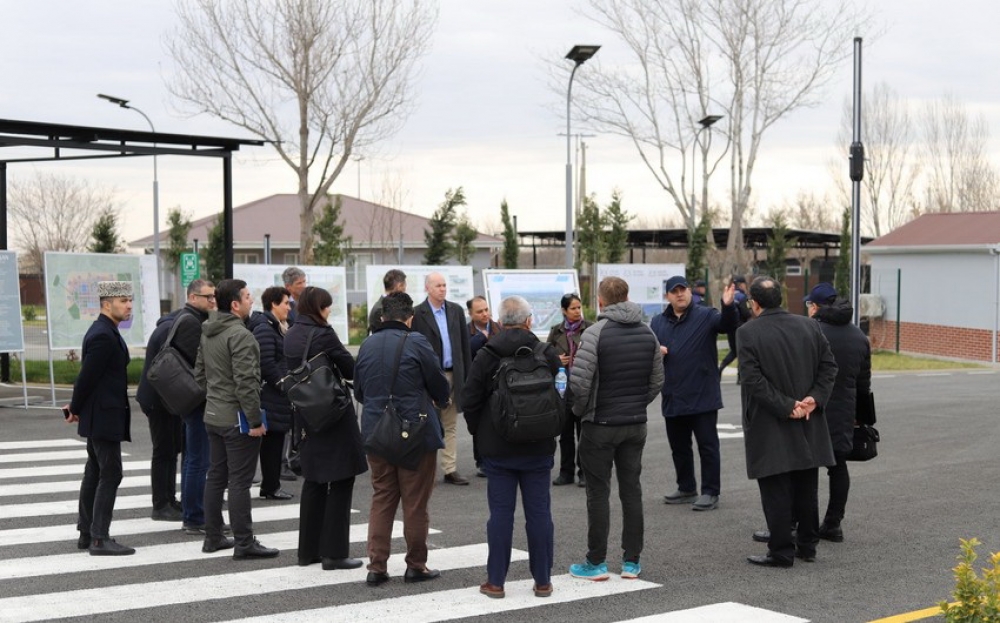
[68,265,871,597]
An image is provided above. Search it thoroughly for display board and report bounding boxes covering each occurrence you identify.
[481,269,580,337]
[44,252,160,349]
[0,251,25,352]
[364,265,475,315]
[596,263,686,322]
[233,264,349,340]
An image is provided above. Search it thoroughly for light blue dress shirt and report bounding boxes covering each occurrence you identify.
[431,301,453,369]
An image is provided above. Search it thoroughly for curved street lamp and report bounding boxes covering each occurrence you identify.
[691,114,723,214]
[564,45,600,269]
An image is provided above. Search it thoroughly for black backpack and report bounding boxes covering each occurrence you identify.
[485,342,564,443]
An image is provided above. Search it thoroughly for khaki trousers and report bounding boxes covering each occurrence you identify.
[366,452,437,574]
[438,370,459,475]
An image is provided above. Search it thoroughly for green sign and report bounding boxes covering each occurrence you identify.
[180,253,200,288]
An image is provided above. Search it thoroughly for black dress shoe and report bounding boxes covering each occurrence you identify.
[322,557,364,570]
[747,554,793,568]
[279,467,298,482]
[367,571,390,586]
[298,556,322,567]
[233,539,280,559]
[77,533,91,550]
[404,567,441,583]
[260,489,294,500]
[796,551,816,562]
[577,475,586,488]
[443,472,469,485]
[151,504,184,521]
[202,536,235,553]
[752,530,770,543]
[89,538,135,556]
[818,522,844,542]
[552,474,574,486]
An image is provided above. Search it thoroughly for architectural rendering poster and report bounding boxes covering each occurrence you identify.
[234,264,348,340]
[596,263,686,322]
[481,269,580,337]
[0,251,25,353]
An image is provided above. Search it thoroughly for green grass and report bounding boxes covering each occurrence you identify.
[720,349,985,371]
[11,359,145,385]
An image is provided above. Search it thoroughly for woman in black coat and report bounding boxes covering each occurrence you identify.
[284,286,368,570]
[546,293,592,487]
[249,286,294,501]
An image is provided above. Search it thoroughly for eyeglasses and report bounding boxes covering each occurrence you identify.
[193,293,216,301]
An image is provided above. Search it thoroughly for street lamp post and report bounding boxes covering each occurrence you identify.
[98,93,161,300]
[691,115,723,215]
[564,44,600,269]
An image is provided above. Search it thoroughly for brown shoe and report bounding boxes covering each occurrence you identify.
[444,472,470,486]
[533,583,553,597]
[479,582,505,598]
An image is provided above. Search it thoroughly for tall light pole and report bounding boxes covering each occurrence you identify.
[98,93,161,299]
[691,115,723,215]
[564,44,600,269]
[353,154,364,199]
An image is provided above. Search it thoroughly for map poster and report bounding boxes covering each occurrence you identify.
[233,264,348,340]
[44,252,159,349]
[481,269,580,337]
[596,263,686,323]
[364,265,475,319]
[0,251,25,353]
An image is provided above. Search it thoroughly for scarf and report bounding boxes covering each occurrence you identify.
[564,318,584,364]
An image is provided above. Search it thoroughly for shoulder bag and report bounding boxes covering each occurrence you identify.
[280,328,352,434]
[363,333,429,471]
[146,313,206,417]
[848,391,879,461]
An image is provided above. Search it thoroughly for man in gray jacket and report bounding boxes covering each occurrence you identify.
[195,279,278,560]
[568,277,664,581]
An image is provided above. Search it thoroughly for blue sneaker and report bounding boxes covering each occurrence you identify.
[569,560,609,581]
[621,561,641,579]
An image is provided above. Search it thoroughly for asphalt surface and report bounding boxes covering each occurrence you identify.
[0,369,997,622]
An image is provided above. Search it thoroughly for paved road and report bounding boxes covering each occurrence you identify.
[0,370,996,622]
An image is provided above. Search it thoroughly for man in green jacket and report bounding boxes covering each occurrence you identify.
[195,279,278,560]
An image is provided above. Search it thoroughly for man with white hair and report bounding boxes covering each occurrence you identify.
[412,272,472,485]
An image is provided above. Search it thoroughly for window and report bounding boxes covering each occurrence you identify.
[283,253,299,264]
[346,253,373,290]
[234,253,259,264]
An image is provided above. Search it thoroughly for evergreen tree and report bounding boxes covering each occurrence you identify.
[765,213,796,284]
[87,208,124,253]
[452,211,477,265]
[423,187,465,265]
[313,195,352,265]
[835,206,852,296]
[603,189,632,264]
[500,199,518,269]
[203,213,226,284]
[165,208,193,270]
[686,211,712,282]
[576,194,604,272]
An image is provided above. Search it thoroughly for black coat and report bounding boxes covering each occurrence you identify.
[284,315,367,483]
[136,305,208,416]
[814,299,872,454]
[249,311,292,433]
[737,308,838,479]
[70,314,132,442]
[462,328,562,458]
[469,319,503,363]
[411,299,471,409]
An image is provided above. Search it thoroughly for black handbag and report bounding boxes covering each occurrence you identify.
[363,333,429,471]
[280,328,352,434]
[146,313,206,417]
[847,424,879,461]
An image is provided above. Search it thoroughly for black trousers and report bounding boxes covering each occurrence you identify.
[824,451,850,525]
[258,429,286,496]
[557,387,582,478]
[757,468,819,563]
[298,477,356,561]
[77,438,123,539]
[205,424,261,548]
[147,408,183,509]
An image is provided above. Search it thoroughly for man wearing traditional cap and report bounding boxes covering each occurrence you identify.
[66,280,136,555]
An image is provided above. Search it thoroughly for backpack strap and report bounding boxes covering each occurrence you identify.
[160,310,195,354]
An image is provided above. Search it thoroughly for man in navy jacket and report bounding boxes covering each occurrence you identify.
[651,275,737,511]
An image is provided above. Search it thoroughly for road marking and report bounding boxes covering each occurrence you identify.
[0,460,148,480]
[0,474,173,497]
[0,543,519,622]
[867,604,951,623]
[613,602,808,622]
[0,440,84,450]
[0,450,130,464]
[0,522,430,580]
[221,574,660,623]
[967,370,998,375]
[917,373,950,377]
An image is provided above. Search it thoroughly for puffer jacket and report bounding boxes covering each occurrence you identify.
[570,301,663,425]
[814,298,872,454]
[248,310,292,433]
[195,312,262,428]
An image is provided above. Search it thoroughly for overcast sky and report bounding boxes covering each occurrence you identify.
[1,0,998,246]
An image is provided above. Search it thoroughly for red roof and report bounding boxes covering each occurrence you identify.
[866,212,1000,248]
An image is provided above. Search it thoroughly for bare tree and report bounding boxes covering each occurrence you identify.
[166,0,437,264]
[8,172,118,272]
[921,94,1000,212]
[575,0,869,272]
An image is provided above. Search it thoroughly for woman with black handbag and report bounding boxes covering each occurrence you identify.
[249,286,295,501]
[284,286,367,570]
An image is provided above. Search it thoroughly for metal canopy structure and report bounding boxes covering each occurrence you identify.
[0,118,264,277]
[518,226,873,251]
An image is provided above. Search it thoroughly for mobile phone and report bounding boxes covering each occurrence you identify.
[62,407,71,420]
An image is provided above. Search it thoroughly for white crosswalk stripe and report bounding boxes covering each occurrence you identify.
[0,459,148,480]
[0,474,172,496]
[0,449,129,464]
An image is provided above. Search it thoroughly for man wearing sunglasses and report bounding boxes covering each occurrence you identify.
[137,279,217,534]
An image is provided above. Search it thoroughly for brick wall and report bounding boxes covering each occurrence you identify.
[869,318,999,362]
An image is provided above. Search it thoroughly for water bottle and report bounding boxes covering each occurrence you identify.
[555,367,568,398]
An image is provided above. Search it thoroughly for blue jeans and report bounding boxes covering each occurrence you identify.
[181,411,209,525]
[483,455,554,587]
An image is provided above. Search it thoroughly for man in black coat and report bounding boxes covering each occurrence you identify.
[738,276,838,568]
[411,272,472,485]
[136,279,215,527]
[368,269,406,335]
[66,281,136,556]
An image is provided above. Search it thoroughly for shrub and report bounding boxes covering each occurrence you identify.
[940,538,1000,622]
[22,305,38,322]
